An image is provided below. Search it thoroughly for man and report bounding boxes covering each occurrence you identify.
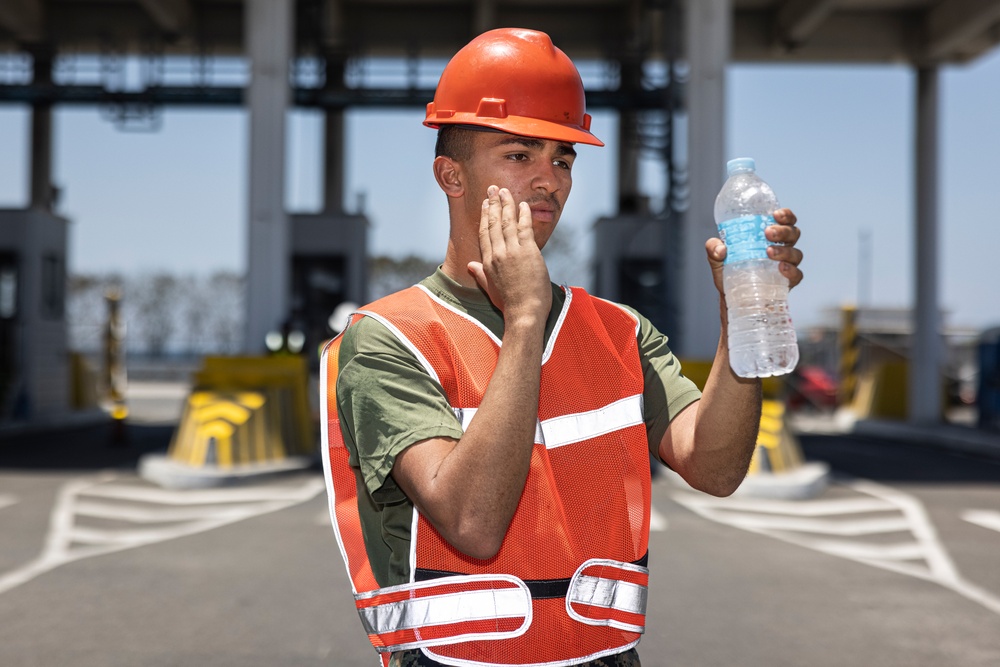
[320,28,803,667]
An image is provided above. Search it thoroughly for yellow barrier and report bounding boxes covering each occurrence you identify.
[838,305,860,406]
[680,359,802,477]
[167,356,315,468]
[679,359,784,398]
[748,400,803,474]
[849,360,952,421]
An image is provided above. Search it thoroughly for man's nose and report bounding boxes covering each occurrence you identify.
[531,162,561,193]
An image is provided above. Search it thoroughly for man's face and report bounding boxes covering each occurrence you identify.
[459,131,576,250]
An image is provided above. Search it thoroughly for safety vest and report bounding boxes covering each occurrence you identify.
[320,284,651,667]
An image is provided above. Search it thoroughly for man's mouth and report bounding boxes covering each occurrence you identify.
[528,197,561,222]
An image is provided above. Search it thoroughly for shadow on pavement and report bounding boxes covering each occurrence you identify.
[0,421,173,471]
[800,433,1000,484]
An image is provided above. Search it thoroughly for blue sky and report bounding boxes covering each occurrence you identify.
[1,47,999,331]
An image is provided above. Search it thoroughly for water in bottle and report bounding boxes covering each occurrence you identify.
[714,157,799,378]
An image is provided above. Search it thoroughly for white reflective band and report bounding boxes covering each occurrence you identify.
[357,577,531,638]
[453,394,643,451]
[568,575,647,616]
[566,558,648,633]
[540,394,643,450]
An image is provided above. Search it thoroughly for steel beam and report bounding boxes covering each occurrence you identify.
[0,0,43,43]
[925,0,1000,61]
[774,0,839,48]
[136,0,192,34]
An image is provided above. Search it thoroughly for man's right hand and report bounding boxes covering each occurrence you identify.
[467,185,552,326]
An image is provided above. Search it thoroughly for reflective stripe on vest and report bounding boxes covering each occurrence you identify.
[566,559,649,634]
[453,394,644,451]
[355,575,532,653]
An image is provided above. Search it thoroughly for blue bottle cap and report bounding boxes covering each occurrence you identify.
[727,157,755,176]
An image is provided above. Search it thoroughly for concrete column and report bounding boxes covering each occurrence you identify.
[618,58,643,214]
[244,0,293,352]
[680,0,730,359]
[909,66,942,424]
[323,58,345,215]
[29,50,53,211]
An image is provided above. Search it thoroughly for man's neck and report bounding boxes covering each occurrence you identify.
[440,238,480,288]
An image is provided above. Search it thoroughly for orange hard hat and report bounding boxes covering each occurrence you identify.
[424,28,603,147]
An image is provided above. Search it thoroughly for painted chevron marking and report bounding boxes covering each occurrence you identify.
[649,504,668,532]
[672,477,1000,616]
[962,510,1000,534]
[0,475,325,596]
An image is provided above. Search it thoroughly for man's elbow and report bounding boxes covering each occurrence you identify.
[691,475,744,498]
[682,463,748,497]
[450,525,505,561]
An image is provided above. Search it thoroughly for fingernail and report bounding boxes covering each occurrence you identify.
[488,185,498,196]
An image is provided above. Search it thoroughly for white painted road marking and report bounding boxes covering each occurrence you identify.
[0,474,325,596]
[0,494,17,511]
[963,510,1000,534]
[673,478,1000,616]
[649,504,667,532]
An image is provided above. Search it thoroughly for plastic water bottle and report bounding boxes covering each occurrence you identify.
[714,157,799,378]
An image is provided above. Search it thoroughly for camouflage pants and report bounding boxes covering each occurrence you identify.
[390,647,641,667]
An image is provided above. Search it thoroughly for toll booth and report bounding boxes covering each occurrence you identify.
[290,213,367,368]
[592,214,678,337]
[0,208,71,420]
[979,327,1000,432]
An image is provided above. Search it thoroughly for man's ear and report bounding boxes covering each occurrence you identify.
[433,156,464,198]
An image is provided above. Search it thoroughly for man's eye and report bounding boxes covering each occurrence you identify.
[507,153,528,161]
[554,160,571,170]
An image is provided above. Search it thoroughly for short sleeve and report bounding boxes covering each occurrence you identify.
[618,305,702,461]
[336,315,465,503]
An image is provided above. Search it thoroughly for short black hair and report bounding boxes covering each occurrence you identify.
[435,125,476,161]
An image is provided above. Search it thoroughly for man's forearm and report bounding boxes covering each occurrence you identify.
[392,316,545,560]
[676,298,762,496]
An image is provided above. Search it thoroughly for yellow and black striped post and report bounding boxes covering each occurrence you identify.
[838,305,860,406]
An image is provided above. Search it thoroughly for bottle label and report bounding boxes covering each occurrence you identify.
[717,214,777,265]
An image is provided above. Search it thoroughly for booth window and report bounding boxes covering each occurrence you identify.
[41,253,64,319]
[0,256,16,319]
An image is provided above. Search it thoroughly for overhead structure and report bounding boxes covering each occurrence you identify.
[1,1,999,425]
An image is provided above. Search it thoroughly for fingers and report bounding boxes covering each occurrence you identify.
[705,238,726,265]
[481,186,526,256]
[766,208,801,245]
[779,261,804,289]
[516,201,535,245]
[467,261,488,292]
[766,244,803,266]
[498,188,520,245]
[768,208,803,289]
[485,186,505,252]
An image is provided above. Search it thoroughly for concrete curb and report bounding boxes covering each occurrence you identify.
[663,461,831,501]
[733,461,831,500]
[138,453,317,489]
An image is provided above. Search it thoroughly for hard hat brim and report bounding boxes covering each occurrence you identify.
[424,114,604,147]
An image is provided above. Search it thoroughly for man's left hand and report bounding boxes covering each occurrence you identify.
[705,208,803,295]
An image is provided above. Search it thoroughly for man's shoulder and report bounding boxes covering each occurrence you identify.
[566,287,643,331]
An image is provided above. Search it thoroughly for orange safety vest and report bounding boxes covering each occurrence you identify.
[321,285,651,667]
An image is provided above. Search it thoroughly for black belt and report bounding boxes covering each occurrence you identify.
[414,552,648,600]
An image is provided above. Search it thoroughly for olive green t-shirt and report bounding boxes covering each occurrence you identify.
[336,268,701,587]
